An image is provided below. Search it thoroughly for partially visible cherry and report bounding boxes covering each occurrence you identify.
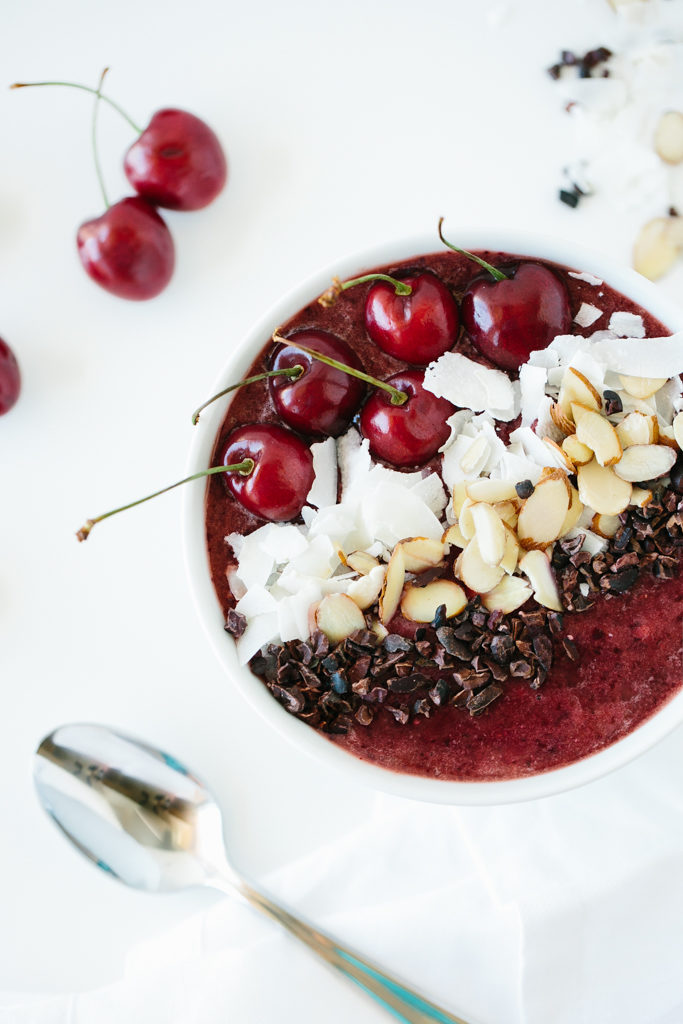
[365,272,460,365]
[0,338,21,416]
[220,423,315,521]
[359,369,455,468]
[124,108,227,211]
[269,330,366,438]
[77,197,175,300]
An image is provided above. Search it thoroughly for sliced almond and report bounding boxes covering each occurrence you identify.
[658,424,679,449]
[315,594,366,643]
[673,411,683,450]
[618,374,669,400]
[633,217,683,281]
[517,473,571,550]
[400,579,467,622]
[452,481,468,519]
[614,444,677,482]
[550,400,575,435]
[630,487,653,508]
[572,403,622,466]
[465,477,520,503]
[399,537,446,573]
[481,575,532,614]
[654,110,683,165]
[470,502,506,566]
[543,437,576,473]
[591,512,621,538]
[346,565,386,610]
[499,524,520,575]
[379,545,405,624]
[518,550,563,613]
[442,523,467,550]
[345,550,380,575]
[369,619,389,643]
[457,536,505,594]
[577,459,632,515]
[562,434,593,466]
[616,410,659,448]
[494,500,519,528]
[559,485,583,536]
[558,367,602,419]
[458,497,476,540]
[459,435,490,475]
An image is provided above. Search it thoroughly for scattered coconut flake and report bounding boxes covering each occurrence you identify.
[520,364,548,427]
[656,375,683,422]
[281,534,339,580]
[226,569,247,601]
[236,612,280,665]
[306,437,338,509]
[589,332,683,376]
[568,270,603,285]
[491,448,544,486]
[574,302,604,328]
[608,311,646,338]
[528,348,560,370]
[226,532,245,559]
[231,534,275,591]
[362,481,443,547]
[257,523,309,563]
[438,409,474,453]
[410,472,448,516]
[423,352,517,420]
[337,428,372,501]
[235,585,278,619]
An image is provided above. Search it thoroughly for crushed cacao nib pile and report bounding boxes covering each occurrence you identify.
[226,484,683,737]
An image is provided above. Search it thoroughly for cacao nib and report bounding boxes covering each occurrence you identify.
[225,609,247,638]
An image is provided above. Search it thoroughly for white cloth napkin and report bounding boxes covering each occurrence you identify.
[3,724,683,1024]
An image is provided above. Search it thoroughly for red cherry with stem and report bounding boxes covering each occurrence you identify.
[269,330,366,438]
[359,369,455,468]
[77,196,175,300]
[219,424,315,521]
[124,109,227,211]
[0,338,21,416]
[438,219,571,371]
[364,271,460,365]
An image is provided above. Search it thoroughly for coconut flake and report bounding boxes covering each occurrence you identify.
[306,437,338,509]
[438,409,474,453]
[608,311,646,338]
[423,352,517,420]
[568,271,603,285]
[574,302,604,328]
[410,473,448,516]
[362,481,443,547]
[236,612,280,665]
[590,333,683,377]
[235,585,278,619]
[520,364,548,427]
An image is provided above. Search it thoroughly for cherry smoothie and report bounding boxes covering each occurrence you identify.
[204,250,683,781]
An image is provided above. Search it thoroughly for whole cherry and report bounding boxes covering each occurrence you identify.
[439,220,571,371]
[77,196,175,301]
[359,369,455,468]
[364,271,460,365]
[218,423,315,521]
[124,108,227,211]
[269,330,366,438]
[0,338,21,416]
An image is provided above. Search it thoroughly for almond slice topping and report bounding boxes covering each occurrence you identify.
[399,537,446,572]
[494,500,519,528]
[465,477,520,503]
[630,487,653,508]
[658,424,679,450]
[673,411,683,450]
[481,575,532,614]
[459,435,490,475]
[345,550,381,575]
[562,434,593,466]
[633,217,683,281]
[577,459,632,515]
[618,374,669,400]
[543,437,576,474]
[470,502,506,566]
[559,485,583,536]
[379,545,405,624]
[615,411,659,448]
[571,403,622,466]
[346,565,386,610]
[613,444,677,482]
[457,536,505,594]
[315,594,366,643]
[517,472,571,550]
[401,580,467,622]
[558,366,602,418]
[442,523,467,550]
[452,481,468,519]
[654,110,683,165]
[518,549,563,612]
[458,497,476,540]
[550,400,575,435]
[499,524,520,575]
[591,512,621,538]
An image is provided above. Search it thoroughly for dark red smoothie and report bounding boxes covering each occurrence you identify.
[204,250,683,781]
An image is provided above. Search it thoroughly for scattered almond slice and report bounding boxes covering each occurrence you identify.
[562,434,593,466]
[591,513,621,538]
[443,523,467,549]
[654,110,683,165]
[559,486,583,536]
[315,594,366,643]
[470,502,506,566]
[577,459,632,515]
[346,565,386,610]
[379,545,405,624]
[658,424,679,449]
[630,487,653,508]
[618,374,669,400]
[465,477,520,503]
[614,444,677,482]
[370,619,389,643]
[459,435,490,475]
[345,550,380,575]
[499,524,520,575]
[518,550,563,612]
[481,575,532,614]
[493,500,519,528]
[517,472,571,550]
[572,403,622,466]
[615,411,659,448]
[457,536,505,594]
[458,497,476,540]
[452,481,468,519]
[558,367,602,419]
[550,400,575,435]
[543,437,576,474]
[673,411,683,450]
[632,217,683,281]
[399,537,446,572]
[401,579,467,622]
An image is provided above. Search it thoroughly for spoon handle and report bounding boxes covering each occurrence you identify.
[215,877,472,1024]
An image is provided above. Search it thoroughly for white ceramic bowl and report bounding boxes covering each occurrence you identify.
[183,232,683,805]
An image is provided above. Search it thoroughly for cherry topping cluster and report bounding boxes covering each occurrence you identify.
[0,338,21,417]
[13,74,227,301]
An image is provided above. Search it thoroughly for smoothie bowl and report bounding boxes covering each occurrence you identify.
[183,229,683,804]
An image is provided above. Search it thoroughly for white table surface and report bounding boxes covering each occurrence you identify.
[2,0,682,1007]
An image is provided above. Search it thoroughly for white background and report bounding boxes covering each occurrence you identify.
[1,0,682,1009]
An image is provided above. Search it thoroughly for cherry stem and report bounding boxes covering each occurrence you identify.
[76,460,255,542]
[91,68,109,210]
[191,366,305,425]
[272,330,408,406]
[437,217,508,282]
[10,79,143,134]
[319,274,412,308]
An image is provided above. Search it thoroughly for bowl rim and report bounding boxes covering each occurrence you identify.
[182,229,683,805]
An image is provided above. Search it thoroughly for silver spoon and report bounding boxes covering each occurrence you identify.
[34,723,472,1024]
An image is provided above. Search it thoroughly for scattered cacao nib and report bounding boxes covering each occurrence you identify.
[387,706,410,725]
[431,603,449,629]
[510,659,534,678]
[532,635,554,673]
[603,389,623,416]
[515,479,535,499]
[413,698,432,718]
[562,638,580,662]
[389,673,426,694]
[355,705,374,726]
[467,684,504,715]
[559,189,580,209]
[384,633,413,654]
[429,679,451,706]
[225,609,247,638]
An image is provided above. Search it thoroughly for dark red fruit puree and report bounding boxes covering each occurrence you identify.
[204,250,683,782]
